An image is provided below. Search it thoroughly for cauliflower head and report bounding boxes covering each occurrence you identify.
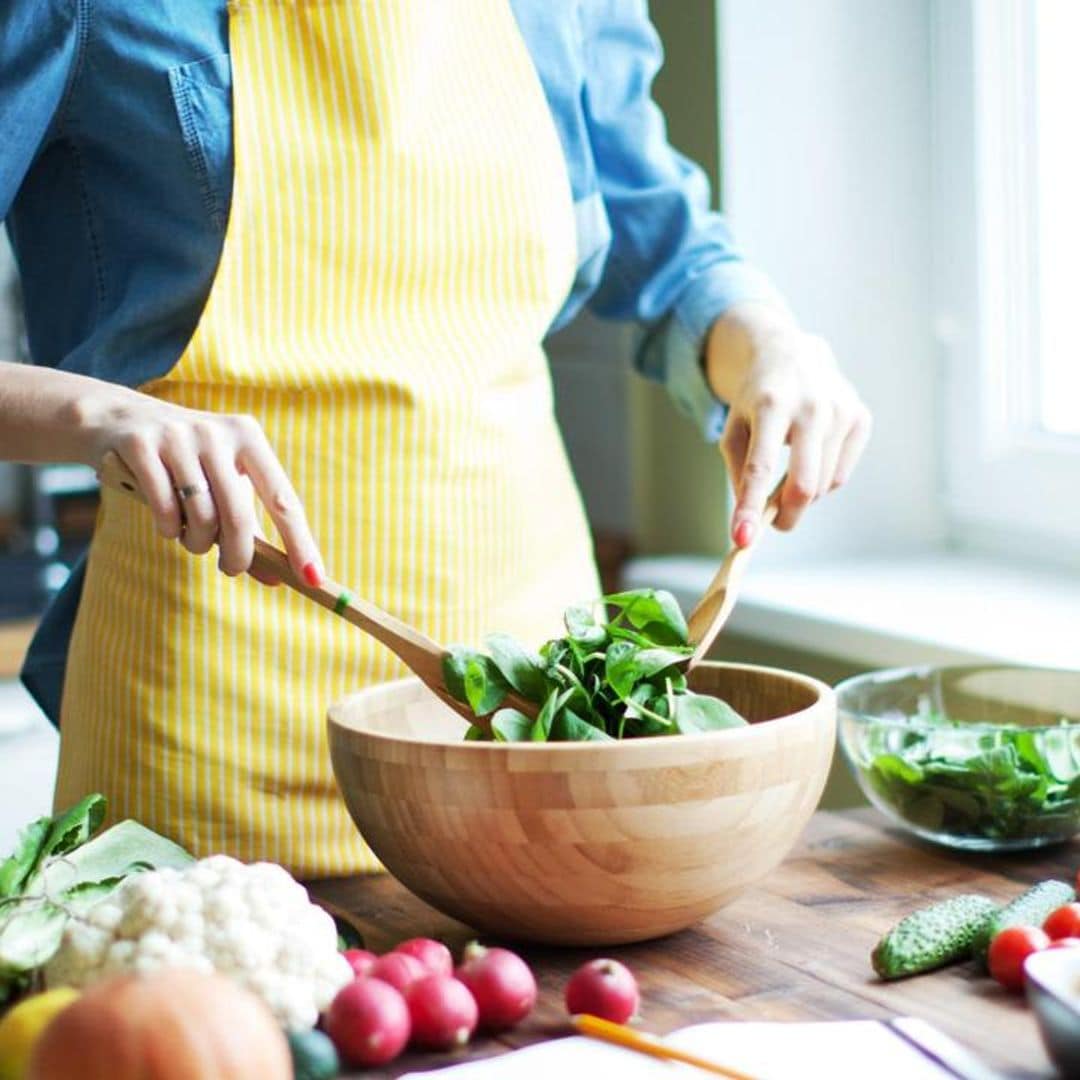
[45,854,354,1030]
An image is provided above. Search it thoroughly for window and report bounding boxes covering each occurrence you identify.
[1033,2,1080,437]
[935,0,1080,556]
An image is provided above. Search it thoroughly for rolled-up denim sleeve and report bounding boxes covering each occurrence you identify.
[0,3,80,219]
[582,0,784,441]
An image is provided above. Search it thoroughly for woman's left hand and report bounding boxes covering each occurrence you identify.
[705,302,872,549]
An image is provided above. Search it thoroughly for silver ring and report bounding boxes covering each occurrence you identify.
[174,482,210,501]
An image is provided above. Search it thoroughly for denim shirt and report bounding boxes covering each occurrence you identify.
[2,0,779,723]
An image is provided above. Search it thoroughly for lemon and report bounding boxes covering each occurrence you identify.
[0,988,80,1080]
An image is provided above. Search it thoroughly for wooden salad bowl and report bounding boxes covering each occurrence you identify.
[327,662,836,946]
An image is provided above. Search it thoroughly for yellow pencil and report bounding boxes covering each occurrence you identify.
[571,1014,761,1080]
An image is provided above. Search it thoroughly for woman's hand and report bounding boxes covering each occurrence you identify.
[0,362,321,582]
[705,302,872,548]
[75,385,323,585]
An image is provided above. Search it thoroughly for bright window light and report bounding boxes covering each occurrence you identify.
[1034,0,1080,436]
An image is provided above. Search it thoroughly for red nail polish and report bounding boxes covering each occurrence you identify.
[734,520,755,548]
[302,561,324,587]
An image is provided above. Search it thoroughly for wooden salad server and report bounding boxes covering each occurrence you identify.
[683,493,782,673]
[96,451,536,729]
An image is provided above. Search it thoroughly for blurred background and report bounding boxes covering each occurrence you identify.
[3,0,1079,847]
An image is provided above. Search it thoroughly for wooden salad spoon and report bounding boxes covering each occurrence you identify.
[95,451,535,729]
[683,494,782,673]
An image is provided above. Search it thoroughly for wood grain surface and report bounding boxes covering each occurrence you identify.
[0,618,35,680]
[327,664,835,944]
[306,808,1072,1079]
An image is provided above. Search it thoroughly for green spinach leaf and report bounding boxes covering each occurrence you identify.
[673,693,748,735]
[604,588,688,645]
[485,633,549,702]
[491,709,534,743]
[564,604,608,649]
[551,708,614,742]
[463,656,509,716]
[446,589,746,744]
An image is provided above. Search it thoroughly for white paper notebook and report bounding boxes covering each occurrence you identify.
[400,1020,961,1079]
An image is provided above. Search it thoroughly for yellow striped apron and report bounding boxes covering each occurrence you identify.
[55,0,599,877]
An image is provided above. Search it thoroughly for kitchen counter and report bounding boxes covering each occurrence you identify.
[307,808,1070,1078]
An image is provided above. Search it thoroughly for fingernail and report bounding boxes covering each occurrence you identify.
[734,519,755,548]
[302,561,324,588]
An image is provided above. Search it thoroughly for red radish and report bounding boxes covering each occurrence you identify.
[394,937,454,977]
[342,948,378,977]
[565,958,639,1024]
[369,951,427,992]
[325,977,410,1068]
[455,942,537,1031]
[404,974,478,1049]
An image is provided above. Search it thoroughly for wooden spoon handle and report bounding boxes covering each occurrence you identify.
[684,495,781,668]
[94,451,491,724]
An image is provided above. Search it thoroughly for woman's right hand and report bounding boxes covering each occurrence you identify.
[76,386,323,585]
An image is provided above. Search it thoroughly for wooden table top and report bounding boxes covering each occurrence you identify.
[307,807,1075,1079]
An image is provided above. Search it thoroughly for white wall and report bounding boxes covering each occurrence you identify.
[721,0,943,567]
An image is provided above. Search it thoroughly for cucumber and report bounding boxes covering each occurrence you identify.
[872,894,998,980]
[972,879,1076,967]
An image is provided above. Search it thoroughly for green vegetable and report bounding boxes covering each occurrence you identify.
[286,1028,340,1080]
[0,795,193,1002]
[872,894,998,979]
[862,714,1080,842]
[0,793,104,900]
[444,588,747,742]
[972,879,1075,967]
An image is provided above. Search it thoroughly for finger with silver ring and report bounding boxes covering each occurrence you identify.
[163,440,218,556]
[174,481,210,502]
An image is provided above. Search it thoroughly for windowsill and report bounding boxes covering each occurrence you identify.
[622,551,1080,671]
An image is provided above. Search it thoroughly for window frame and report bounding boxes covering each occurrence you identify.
[934,0,1080,562]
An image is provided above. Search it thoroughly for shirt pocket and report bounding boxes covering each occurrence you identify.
[168,54,233,232]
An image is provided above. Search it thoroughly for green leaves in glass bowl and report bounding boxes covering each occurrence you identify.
[443,589,747,743]
[838,665,1080,851]
[862,721,1080,842]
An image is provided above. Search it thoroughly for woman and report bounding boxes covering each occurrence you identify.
[0,1,869,876]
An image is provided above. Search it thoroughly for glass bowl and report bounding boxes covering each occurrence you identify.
[837,665,1080,851]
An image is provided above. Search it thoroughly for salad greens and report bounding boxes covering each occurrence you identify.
[443,588,747,743]
[862,714,1080,841]
[0,793,193,1001]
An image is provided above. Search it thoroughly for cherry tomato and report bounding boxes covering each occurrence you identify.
[1043,903,1080,941]
[987,926,1050,993]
